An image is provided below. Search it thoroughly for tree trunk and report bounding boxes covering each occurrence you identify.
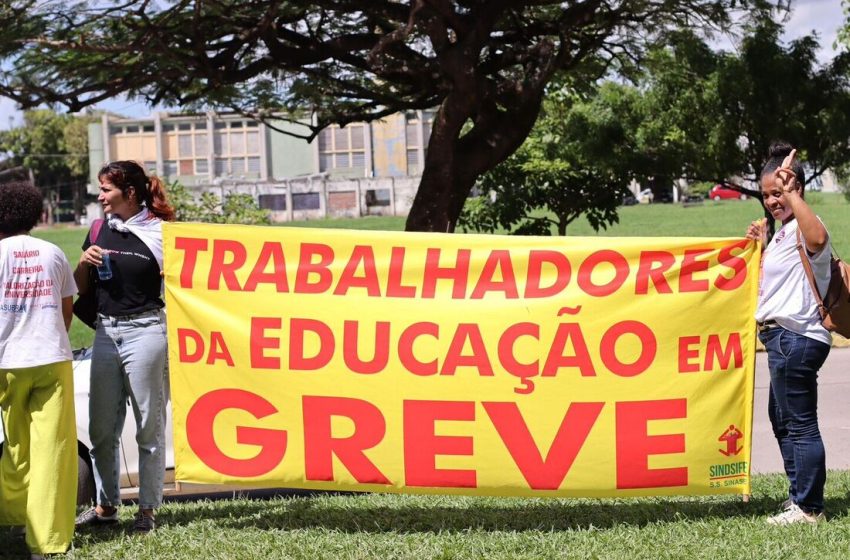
[404,93,545,232]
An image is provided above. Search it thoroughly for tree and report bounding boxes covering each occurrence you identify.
[459,84,637,235]
[0,109,92,224]
[714,18,850,195]
[463,19,850,237]
[0,0,772,232]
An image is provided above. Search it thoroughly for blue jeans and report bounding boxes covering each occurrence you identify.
[759,327,830,513]
[89,309,168,510]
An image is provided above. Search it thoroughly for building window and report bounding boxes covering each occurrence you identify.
[405,110,435,175]
[318,124,367,173]
[212,120,263,178]
[365,188,391,207]
[163,160,178,178]
[259,194,287,211]
[292,193,321,210]
[163,121,211,177]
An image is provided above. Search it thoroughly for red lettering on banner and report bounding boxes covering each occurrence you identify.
[404,400,476,488]
[542,323,596,377]
[470,250,519,299]
[524,250,570,298]
[398,322,439,375]
[678,336,701,373]
[483,402,604,490]
[294,243,334,294]
[343,320,390,374]
[635,251,675,294]
[250,317,281,369]
[334,245,381,296]
[303,396,390,484]
[210,240,247,290]
[174,237,208,289]
[186,389,287,477]
[441,323,495,376]
[705,333,743,370]
[680,249,712,292]
[243,242,289,292]
[386,247,417,298]
[178,328,205,363]
[616,399,687,489]
[676,333,742,372]
[599,321,656,377]
[715,241,748,291]
[422,248,470,299]
[577,250,630,297]
[207,332,234,366]
[290,318,334,370]
[498,322,539,379]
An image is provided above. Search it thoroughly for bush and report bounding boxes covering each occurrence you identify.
[167,181,271,225]
[687,181,713,197]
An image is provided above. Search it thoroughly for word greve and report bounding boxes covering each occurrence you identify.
[186,390,690,491]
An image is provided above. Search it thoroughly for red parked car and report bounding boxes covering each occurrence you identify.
[708,184,747,201]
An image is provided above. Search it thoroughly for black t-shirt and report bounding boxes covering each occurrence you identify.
[83,225,164,316]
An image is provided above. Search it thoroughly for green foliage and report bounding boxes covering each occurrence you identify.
[459,87,631,236]
[168,181,271,225]
[688,181,714,197]
[0,109,95,224]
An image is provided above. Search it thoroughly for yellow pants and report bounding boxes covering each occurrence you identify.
[0,361,77,555]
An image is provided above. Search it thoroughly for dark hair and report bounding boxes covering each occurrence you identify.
[0,181,43,235]
[760,141,806,189]
[98,160,176,221]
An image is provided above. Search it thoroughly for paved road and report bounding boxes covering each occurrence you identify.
[751,346,850,473]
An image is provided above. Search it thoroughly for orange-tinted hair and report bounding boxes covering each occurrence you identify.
[98,160,175,221]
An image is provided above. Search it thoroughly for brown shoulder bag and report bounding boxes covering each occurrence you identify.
[796,228,850,338]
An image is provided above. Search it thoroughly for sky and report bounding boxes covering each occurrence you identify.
[0,0,845,130]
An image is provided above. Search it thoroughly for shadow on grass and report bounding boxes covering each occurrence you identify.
[6,484,850,552]
[141,490,850,534]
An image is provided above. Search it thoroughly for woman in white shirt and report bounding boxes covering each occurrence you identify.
[746,142,832,525]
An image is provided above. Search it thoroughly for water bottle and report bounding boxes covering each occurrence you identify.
[97,251,113,281]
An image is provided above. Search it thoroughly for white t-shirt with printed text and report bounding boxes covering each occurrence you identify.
[0,235,77,368]
[755,218,832,346]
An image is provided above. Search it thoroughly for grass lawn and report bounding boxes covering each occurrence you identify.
[35,193,850,349]
[1,472,849,559]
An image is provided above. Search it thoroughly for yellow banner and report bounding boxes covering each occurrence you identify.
[163,223,759,498]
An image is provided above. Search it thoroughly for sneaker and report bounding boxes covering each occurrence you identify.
[75,506,119,528]
[779,498,795,512]
[767,503,825,525]
[132,511,155,534]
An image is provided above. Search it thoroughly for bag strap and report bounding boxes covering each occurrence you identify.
[90,218,104,243]
[795,227,828,317]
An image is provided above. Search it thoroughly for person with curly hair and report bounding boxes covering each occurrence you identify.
[0,181,78,559]
[73,161,174,534]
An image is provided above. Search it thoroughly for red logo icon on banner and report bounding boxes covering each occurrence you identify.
[718,425,743,456]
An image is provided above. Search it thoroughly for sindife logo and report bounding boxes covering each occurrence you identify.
[709,461,748,480]
[718,424,743,456]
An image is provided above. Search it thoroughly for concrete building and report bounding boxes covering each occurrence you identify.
[88,110,436,221]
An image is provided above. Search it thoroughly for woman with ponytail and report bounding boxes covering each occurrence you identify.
[73,161,174,534]
[746,142,832,525]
